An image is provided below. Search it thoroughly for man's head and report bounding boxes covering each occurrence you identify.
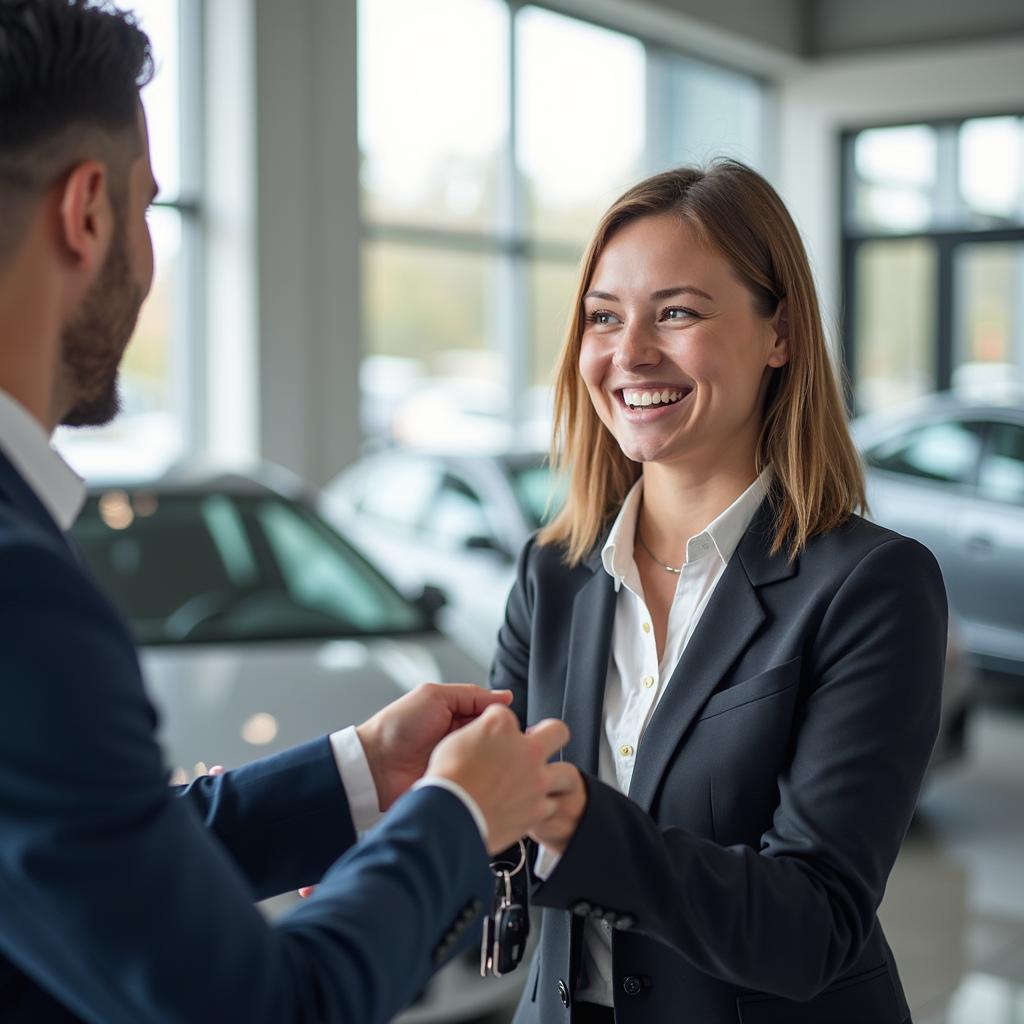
[0,0,156,428]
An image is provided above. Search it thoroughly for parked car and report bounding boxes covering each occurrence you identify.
[321,449,565,666]
[70,462,527,1024]
[853,391,1024,685]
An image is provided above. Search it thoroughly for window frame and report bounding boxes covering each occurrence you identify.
[839,112,1024,413]
[359,0,772,442]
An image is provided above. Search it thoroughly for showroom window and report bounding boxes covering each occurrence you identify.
[55,0,203,479]
[358,0,769,449]
[841,115,1024,414]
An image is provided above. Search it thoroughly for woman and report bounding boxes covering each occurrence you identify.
[492,161,946,1024]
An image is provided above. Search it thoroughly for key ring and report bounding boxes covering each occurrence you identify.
[488,839,526,879]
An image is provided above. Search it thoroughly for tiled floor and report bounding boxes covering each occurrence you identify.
[882,700,1024,1024]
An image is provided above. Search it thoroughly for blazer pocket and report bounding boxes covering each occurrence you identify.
[736,964,901,1023]
[697,656,802,722]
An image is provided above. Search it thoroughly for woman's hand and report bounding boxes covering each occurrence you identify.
[529,762,587,855]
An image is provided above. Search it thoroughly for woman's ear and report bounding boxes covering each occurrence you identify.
[767,298,790,369]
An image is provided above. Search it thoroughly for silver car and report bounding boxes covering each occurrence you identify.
[70,463,527,1023]
[853,392,1024,685]
[321,449,563,666]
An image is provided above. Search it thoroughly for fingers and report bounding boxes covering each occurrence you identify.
[544,762,580,797]
[427,683,514,718]
[525,718,571,760]
[208,765,225,777]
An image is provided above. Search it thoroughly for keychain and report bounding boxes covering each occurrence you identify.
[480,839,530,978]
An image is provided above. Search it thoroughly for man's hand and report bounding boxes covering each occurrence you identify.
[427,704,571,855]
[528,761,586,856]
[356,683,514,812]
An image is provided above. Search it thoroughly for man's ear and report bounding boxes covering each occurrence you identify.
[57,160,113,275]
[767,297,790,369]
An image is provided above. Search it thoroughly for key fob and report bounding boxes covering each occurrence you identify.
[492,902,529,976]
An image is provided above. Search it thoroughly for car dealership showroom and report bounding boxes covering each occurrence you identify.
[3,0,1024,1022]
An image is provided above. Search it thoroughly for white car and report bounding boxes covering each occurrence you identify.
[70,463,527,1023]
[322,449,563,666]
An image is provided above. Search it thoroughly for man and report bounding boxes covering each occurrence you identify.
[0,2,575,1021]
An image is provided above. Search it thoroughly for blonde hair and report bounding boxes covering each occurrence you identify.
[539,160,865,565]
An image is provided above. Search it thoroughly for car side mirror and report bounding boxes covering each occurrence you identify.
[416,584,448,623]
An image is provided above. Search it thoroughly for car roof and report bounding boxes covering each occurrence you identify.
[852,389,1024,438]
[85,460,313,502]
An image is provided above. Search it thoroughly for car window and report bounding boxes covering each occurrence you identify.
[73,491,427,644]
[506,461,566,530]
[977,422,1024,505]
[865,419,985,486]
[355,458,439,530]
[427,475,495,545]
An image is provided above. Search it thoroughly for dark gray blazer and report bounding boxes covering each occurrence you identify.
[492,496,946,1024]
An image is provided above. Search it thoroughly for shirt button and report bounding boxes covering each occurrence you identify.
[642,675,655,689]
[619,744,634,758]
[642,622,651,634]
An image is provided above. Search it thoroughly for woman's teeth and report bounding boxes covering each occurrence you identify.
[622,388,686,408]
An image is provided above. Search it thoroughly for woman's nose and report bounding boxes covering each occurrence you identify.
[611,321,661,373]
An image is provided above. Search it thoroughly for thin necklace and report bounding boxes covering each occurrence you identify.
[636,529,682,574]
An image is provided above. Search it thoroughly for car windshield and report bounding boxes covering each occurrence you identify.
[504,459,566,530]
[72,489,428,644]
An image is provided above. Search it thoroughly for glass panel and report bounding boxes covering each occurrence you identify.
[358,0,509,230]
[132,0,181,200]
[866,420,984,486]
[505,459,565,529]
[978,422,1024,505]
[953,242,1024,396]
[852,125,937,232]
[362,240,508,447]
[656,55,766,171]
[853,240,937,413]
[517,7,645,245]
[959,116,1024,223]
[55,207,186,478]
[529,258,579,388]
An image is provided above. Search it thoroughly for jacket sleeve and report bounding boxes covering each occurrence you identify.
[172,736,357,900]
[0,538,491,1024]
[531,536,947,1001]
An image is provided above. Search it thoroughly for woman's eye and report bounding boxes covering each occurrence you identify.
[585,310,619,326]
[662,307,699,321]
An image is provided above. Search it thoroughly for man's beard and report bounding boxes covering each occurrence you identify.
[59,219,144,428]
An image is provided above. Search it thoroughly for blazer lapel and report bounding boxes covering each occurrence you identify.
[560,565,618,776]
[627,497,796,812]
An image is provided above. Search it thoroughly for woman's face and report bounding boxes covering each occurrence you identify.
[579,213,788,469]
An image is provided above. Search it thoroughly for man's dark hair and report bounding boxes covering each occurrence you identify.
[0,0,153,260]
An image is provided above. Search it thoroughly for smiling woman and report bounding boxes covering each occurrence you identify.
[493,160,947,1024]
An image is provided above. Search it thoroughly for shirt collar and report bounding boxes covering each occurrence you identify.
[600,467,773,590]
[0,390,86,531]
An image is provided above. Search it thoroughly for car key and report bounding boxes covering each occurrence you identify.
[492,869,528,976]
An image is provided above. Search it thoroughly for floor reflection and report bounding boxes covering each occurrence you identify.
[883,700,1024,1024]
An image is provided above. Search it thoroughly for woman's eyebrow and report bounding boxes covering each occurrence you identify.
[583,285,714,302]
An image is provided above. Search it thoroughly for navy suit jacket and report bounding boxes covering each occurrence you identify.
[492,496,946,1024]
[0,450,491,1023]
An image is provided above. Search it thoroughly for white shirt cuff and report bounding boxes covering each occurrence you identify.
[412,776,489,847]
[329,726,383,833]
[533,844,562,881]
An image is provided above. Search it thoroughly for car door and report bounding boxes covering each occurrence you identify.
[863,418,987,611]
[944,418,1024,674]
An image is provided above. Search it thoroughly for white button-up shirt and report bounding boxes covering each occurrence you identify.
[0,388,486,842]
[543,469,771,1007]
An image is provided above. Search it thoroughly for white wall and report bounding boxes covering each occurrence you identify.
[777,38,1024,350]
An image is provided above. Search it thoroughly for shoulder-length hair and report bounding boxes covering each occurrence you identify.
[538,159,865,565]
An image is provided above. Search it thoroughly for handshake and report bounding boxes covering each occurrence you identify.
[354,684,586,856]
